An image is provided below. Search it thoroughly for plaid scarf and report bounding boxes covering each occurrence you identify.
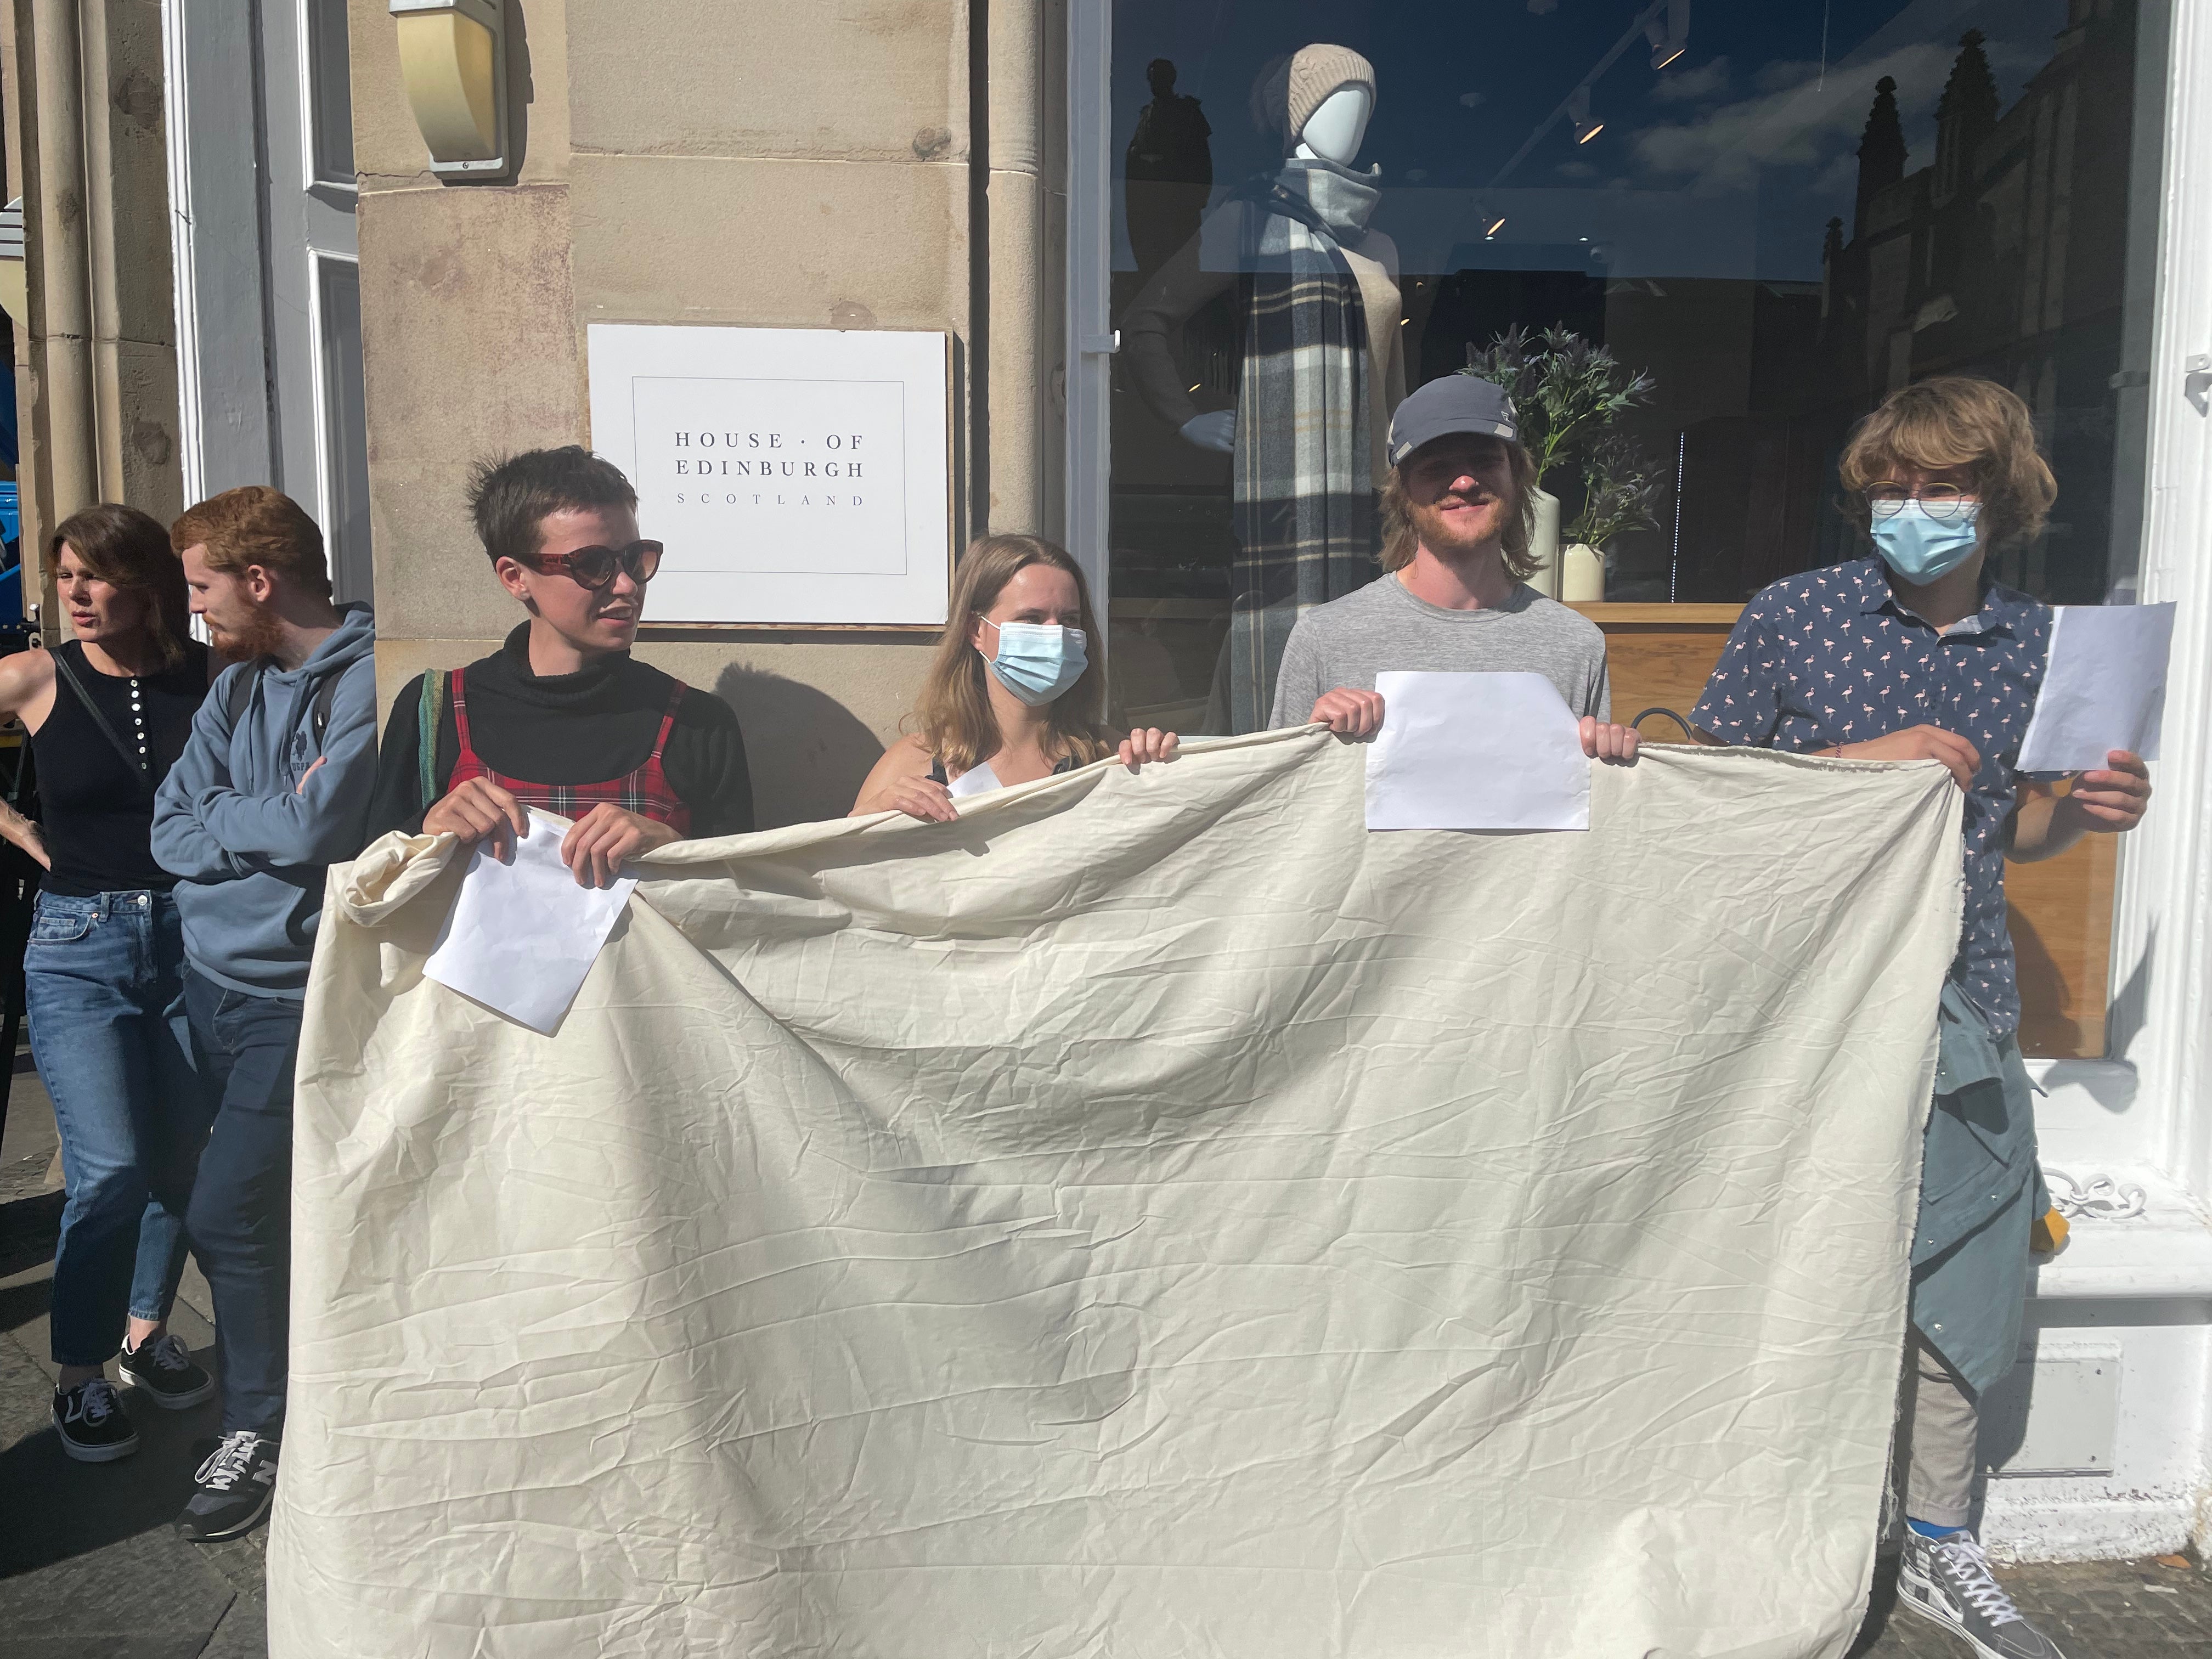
[1224,159,1383,732]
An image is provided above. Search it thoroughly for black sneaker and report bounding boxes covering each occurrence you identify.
[118,1333,216,1409]
[177,1429,280,1542]
[52,1377,140,1462]
[1899,1527,2072,1658]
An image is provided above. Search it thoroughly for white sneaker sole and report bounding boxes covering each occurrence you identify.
[118,1367,217,1410]
[179,1481,275,1543]
[52,1412,139,1463]
[1896,1564,2015,1659]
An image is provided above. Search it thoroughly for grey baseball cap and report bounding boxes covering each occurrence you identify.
[1387,375,1521,466]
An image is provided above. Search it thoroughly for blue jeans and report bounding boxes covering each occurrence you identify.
[25,889,204,1368]
[183,967,303,1437]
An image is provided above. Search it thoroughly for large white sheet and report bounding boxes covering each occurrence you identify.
[272,730,1962,1658]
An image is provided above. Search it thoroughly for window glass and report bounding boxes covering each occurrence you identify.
[307,0,356,187]
[1102,0,2164,733]
[315,255,373,603]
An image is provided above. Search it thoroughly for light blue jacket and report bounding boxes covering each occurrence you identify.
[150,604,379,997]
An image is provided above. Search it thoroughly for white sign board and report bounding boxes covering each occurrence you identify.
[586,324,951,626]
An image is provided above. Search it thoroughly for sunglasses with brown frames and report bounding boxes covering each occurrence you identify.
[513,539,664,591]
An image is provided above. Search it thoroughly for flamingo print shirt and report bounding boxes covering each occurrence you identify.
[1691,556,2051,1038]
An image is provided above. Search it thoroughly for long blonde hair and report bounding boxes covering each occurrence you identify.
[1378,439,1543,580]
[912,535,1111,774]
[1839,376,2057,549]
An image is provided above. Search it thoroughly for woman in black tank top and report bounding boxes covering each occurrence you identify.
[0,505,217,1458]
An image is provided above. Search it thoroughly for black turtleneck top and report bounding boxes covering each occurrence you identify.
[365,624,753,842]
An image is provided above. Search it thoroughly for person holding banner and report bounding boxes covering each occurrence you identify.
[1691,376,2151,1659]
[851,534,1178,822]
[365,448,754,877]
[1266,373,1640,763]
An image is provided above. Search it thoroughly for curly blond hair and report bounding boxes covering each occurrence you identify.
[1839,377,2057,550]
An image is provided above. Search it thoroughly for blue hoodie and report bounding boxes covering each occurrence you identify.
[151,604,380,996]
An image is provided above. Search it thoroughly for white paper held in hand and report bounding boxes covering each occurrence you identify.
[1363,670,1590,831]
[945,760,1002,800]
[2016,601,2176,774]
[423,809,639,1035]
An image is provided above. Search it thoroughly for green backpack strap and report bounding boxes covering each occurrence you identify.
[417,670,448,812]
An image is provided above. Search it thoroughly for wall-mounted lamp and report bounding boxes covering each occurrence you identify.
[1646,0,1690,71]
[1570,86,1604,145]
[1472,200,1507,239]
[391,0,512,182]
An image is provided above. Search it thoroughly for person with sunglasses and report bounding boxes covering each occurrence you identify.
[365,447,753,882]
[1690,377,2151,1659]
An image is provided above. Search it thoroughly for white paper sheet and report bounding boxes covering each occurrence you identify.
[1363,670,1589,831]
[423,809,637,1034]
[945,760,1002,799]
[2017,601,2176,772]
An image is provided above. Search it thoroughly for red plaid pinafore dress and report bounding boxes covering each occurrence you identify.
[439,667,693,833]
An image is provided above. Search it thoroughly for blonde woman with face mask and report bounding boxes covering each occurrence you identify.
[852,535,1178,821]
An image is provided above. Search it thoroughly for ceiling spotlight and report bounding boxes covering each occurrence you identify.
[1646,0,1690,71]
[1570,86,1604,145]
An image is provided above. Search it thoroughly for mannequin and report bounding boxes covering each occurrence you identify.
[1120,45,1406,732]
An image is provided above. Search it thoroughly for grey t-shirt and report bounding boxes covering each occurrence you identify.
[1267,575,1612,727]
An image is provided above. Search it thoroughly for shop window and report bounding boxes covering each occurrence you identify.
[1084,0,2166,1056]
[305,0,356,189]
[1096,0,2161,720]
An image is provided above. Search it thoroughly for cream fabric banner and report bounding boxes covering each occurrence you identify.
[271,731,1962,1658]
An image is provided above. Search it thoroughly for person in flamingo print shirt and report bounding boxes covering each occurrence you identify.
[1693,377,2149,1659]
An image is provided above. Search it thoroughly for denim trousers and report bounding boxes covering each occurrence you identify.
[182,967,303,1437]
[25,889,204,1368]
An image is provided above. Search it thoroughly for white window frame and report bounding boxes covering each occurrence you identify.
[1063,0,1114,629]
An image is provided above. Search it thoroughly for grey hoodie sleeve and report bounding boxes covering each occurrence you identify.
[158,658,380,867]
[151,667,255,884]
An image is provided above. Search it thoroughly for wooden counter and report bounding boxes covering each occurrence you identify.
[1571,602,2115,1059]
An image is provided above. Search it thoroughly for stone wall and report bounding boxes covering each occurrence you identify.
[348,0,1063,828]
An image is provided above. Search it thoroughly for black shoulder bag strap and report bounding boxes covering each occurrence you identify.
[50,648,153,798]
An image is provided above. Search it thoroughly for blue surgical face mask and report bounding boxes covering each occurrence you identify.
[1870,500,1982,585]
[982,619,1089,706]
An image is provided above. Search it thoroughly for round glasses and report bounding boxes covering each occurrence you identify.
[517,539,664,591]
[1864,483,1976,522]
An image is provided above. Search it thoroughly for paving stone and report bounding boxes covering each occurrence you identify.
[1853,1551,2212,1655]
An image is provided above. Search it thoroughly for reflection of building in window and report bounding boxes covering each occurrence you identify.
[1822,18,2139,603]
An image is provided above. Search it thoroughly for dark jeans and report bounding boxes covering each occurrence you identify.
[25,890,201,1367]
[183,967,303,1437]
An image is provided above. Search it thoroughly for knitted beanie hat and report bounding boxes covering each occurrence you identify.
[1253,44,1376,146]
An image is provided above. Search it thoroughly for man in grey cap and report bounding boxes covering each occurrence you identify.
[1267,371,1639,764]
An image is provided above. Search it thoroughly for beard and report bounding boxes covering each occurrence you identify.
[1407,490,1513,558]
[206,599,286,664]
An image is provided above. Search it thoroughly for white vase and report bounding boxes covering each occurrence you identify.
[1561,541,1605,603]
[1527,488,1562,599]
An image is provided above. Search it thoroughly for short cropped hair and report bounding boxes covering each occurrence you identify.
[170,486,330,598]
[1379,437,1542,581]
[466,447,639,566]
[1839,377,2057,549]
